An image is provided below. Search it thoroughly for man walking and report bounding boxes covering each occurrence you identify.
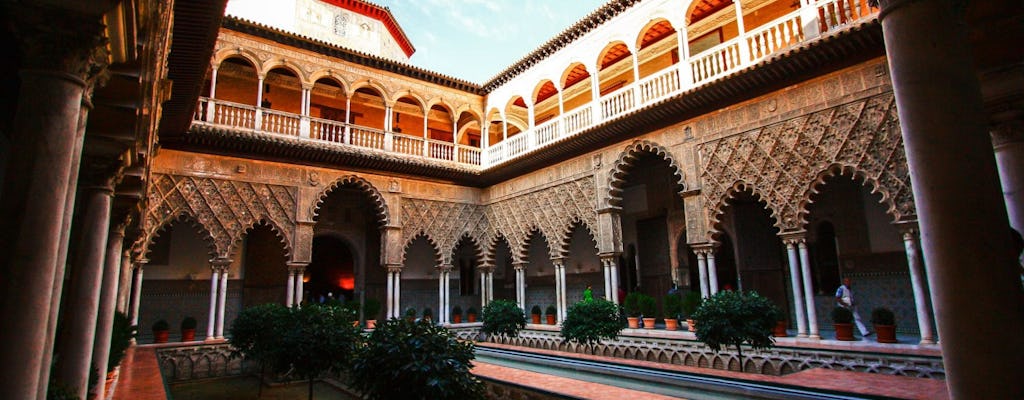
[836,277,871,338]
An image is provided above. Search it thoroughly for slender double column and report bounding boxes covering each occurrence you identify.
[478,264,494,310]
[878,0,1024,395]
[797,239,820,339]
[781,234,809,338]
[437,264,452,324]
[285,262,307,307]
[552,258,567,322]
[898,224,936,344]
[693,246,710,298]
[205,258,231,340]
[600,255,620,304]
[513,262,528,311]
[385,266,402,319]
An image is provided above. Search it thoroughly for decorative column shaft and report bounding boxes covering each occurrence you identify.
[695,250,709,298]
[992,120,1024,235]
[386,270,395,319]
[129,263,146,327]
[706,250,719,295]
[287,262,307,307]
[900,226,936,344]
[514,262,527,311]
[216,261,230,338]
[797,240,820,339]
[205,263,220,340]
[54,185,114,399]
[553,258,567,322]
[286,269,295,308]
[90,225,125,398]
[878,0,1024,396]
[782,237,808,337]
[116,251,132,313]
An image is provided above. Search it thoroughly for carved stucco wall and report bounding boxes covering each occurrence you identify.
[142,174,297,258]
[698,92,916,237]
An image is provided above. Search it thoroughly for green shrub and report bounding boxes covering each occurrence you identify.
[363,298,381,320]
[545,305,556,316]
[453,305,463,317]
[560,299,622,348]
[151,319,169,331]
[530,305,542,315]
[691,290,780,370]
[623,292,641,317]
[638,294,656,318]
[180,316,197,330]
[870,307,895,325]
[422,307,433,320]
[831,307,853,324]
[663,294,683,319]
[349,318,484,400]
[404,307,417,320]
[481,299,526,338]
[466,306,477,316]
[681,291,702,318]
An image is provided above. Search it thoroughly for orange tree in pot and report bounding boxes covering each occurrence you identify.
[530,305,542,324]
[151,319,169,344]
[180,316,197,342]
[623,292,641,328]
[452,305,463,324]
[663,293,682,331]
[545,305,557,325]
[638,294,657,329]
[466,306,477,323]
[832,307,855,341]
[691,290,780,371]
[871,307,897,343]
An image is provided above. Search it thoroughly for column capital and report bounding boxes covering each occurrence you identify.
[286,261,308,274]
[894,220,920,237]
[6,4,111,83]
[386,265,403,274]
[512,261,528,271]
[690,242,717,255]
[991,118,1024,147]
[209,257,232,272]
[550,257,567,267]
[778,230,808,245]
[598,253,620,262]
[435,263,454,272]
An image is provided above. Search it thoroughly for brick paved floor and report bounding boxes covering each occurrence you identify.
[112,346,167,400]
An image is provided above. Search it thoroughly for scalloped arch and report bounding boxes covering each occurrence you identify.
[796,164,902,227]
[607,140,686,208]
[448,233,484,267]
[521,226,558,261]
[229,219,293,259]
[311,175,389,226]
[555,218,599,258]
[401,231,443,266]
[141,212,218,259]
[484,232,521,266]
[706,180,782,239]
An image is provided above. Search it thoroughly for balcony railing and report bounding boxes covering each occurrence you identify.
[192,2,875,169]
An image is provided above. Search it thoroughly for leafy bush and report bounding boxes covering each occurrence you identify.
[422,307,433,320]
[108,311,136,372]
[404,307,417,320]
[831,307,853,324]
[870,307,895,325]
[663,294,683,319]
[466,306,476,316]
[481,299,526,338]
[453,305,463,317]
[623,292,641,317]
[560,299,622,348]
[545,305,556,316]
[638,294,656,318]
[151,319,169,331]
[181,316,197,330]
[530,305,542,315]
[681,291,702,318]
[691,290,780,369]
[349,318,485,400]
[363,298,382,320]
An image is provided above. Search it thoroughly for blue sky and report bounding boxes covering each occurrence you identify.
[376,0,608,84]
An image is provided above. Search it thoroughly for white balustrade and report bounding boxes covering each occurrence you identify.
[261,108,301,136]
[505,133,529,158]
[535,119,560,146]
[458,146,482,165]
[427,140,454,161]
[562,107,592,137]
[309,117,347,143]
[207,99,257,130]
[746,11,804,59]
[638,68,681,104]
[388,132,423,156]
[487,142,506,166]
[350,126,386,150]
[817,0,876,33]
[689,40,743,85]
[600,87,636,120]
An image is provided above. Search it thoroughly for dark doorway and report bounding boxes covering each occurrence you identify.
[308,235,356,303]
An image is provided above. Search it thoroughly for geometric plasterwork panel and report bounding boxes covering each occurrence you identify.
[400,199,487,265]
[698,92,915,234]
[484,176,598,262]
[143,174,297,258]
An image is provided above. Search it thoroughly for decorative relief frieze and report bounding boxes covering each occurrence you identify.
[142,174,297,258]
[699,92,915,235]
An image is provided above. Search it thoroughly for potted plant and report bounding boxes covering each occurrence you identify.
[561,299,623,353]
[871,307,897,343]
[545,305,557,325]
[152,319,169,343]
[832,307,855,341]
[623,292,641,328]
[422,307,433,322]
[530,305,542,324]
[772,314,788,337]
[364,298,381,329]
[663,294,682,331]
[639,294,657,329]
[691,290,780,371]
[180,316,197,342]
[404,307,417,322]
[452,305,463,324]
[345,301,361,326]
[480,299,526,339]
[682,291,701,332]
[466,306,478,323]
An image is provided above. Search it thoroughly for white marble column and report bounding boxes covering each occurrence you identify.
[695,249,709,298]
[514,263,527,311]
[782,237,808,337]
[205,263,220,340]
[901,226,936,344]
[707,250,720,295]
[129,263,146,328]
[254,75,265,130]
[294,265,306,306]
[386,269,395,318]
[438,265,451,324]
[386,267,402,318]
[797,240,820,339]
[216,261,230,338]
[603,258,612,300]
[206,66,218,121]
[286,269,295,308]
[553,258,567,322]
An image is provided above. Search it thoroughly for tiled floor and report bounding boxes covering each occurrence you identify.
[112,346,167,400]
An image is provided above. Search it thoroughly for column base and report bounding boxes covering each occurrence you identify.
[808,334,821,340]
[919,338,936,345]
[797,333,809,338]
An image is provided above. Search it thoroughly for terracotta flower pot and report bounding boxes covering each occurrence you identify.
[664,318,679,331]
[687,319,697,332]
[531,314,541,324]
[627,317,640,329]
[452,314,462,324]
[153,330,169,344]
[642,317,656,329]
[467,313,477,323]
[546,315,556,325]
[834,323,855,341]
[181,328,196,342]
[772,321,788,337]
[366,319,377,329]
[874,324,897,343]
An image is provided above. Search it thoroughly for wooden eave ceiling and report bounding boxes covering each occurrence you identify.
[175,21,885,187]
